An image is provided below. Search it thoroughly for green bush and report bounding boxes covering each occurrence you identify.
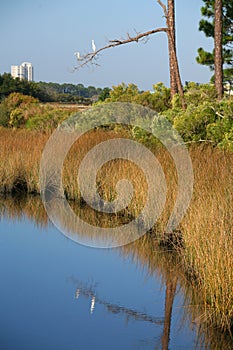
[173,102,217,141]
[184,82,217,105]
[0,92,75,129]
[206,99,233,149]
[105,83,139,103]
[104,82,171,112]
[26,106,74,131]
[0,100,10,127]
[134,83,171,112]
[0,92,39,127]
[157,83,232,150]
[9,108,25,128]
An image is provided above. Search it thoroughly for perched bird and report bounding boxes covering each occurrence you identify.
[74,51,81,60]
[91,39,96,52]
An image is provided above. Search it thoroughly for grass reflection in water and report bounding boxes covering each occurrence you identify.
[0,195,232,350]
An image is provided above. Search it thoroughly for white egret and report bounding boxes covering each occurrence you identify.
[91,39,96,52]
[74,51,81,60]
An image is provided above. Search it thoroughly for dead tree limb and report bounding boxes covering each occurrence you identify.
[157,0,167,16]
[74,27,167,70]
[74,0,186,109]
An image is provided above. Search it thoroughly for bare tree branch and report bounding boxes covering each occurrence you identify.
[74,27,167,70]
[74,0,186,109]
[157,0,167,17]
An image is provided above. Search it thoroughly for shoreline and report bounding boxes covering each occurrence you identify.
[0,127,232,335]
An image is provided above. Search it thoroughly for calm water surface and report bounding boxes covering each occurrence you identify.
[0,198,230,350]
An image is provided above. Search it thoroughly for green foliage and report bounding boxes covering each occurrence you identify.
[0,100,10,127]
[173,102,217,141]
[196,0,233,81]
[161,83,233,149]
[5,92,38,109]
[134,83,171,112]
[105,83,139,102]
[25,107,71,131]
[206,99,233,149]
[211,68,233,93]
[98,87,111,102]
[0,73,51,102]
[171,83,217,109]
[131,126,160,147]
[100,82,233,150]
[0,84,232,150]
[184,82,217,104]
[0,93,39,127]
[9,108,25,128]
[0,92,75,129]
[104,82,171,112]
[196,48,215,70]
[36,81,106,102]
[0,73,108,103]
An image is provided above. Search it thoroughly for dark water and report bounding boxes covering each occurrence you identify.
[0,197,231,350]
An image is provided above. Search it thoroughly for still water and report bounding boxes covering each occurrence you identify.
[0,197,231,350]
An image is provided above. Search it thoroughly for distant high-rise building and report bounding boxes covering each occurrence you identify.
[11,62,33,81]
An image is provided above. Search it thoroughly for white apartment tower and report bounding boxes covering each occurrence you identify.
[11,62,33,81]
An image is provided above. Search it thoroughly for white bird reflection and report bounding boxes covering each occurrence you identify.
[75,288,80,299]
[90,296,96,314]
[72,280,163,325]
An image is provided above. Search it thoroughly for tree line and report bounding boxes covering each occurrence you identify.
[0,73,110,104]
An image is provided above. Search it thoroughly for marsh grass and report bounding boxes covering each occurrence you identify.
[180,145,233,332]
[0,127,232,332]
[1,196,232,349]
[0,128,48,193]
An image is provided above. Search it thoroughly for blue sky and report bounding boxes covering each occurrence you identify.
[1,0,214,90]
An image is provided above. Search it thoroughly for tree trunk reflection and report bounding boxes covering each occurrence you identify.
[161,276,178,350]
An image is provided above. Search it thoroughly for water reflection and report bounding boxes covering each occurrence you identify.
[0,195,232,350]
[70,277,164,324]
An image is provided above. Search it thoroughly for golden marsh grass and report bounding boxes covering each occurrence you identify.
[0,127,232,332]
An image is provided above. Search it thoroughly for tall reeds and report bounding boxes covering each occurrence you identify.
[0,128,48,193]
[180,145,233,332]
[0,127,232,332]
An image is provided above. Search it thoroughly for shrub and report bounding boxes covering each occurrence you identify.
[0,100,10,127]
[105,83,139,103]
[134,83,171,112]
[206,99,233,149]
[104,82,171,112]
[0,92,39,127]
[173,102,217,142]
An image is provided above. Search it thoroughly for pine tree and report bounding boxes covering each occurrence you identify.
[196,0,233,85]
[214,0,223,99]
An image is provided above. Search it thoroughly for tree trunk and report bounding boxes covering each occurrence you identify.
[214,0,223,100]
[166,0,186,109]
[167,0,178,98]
